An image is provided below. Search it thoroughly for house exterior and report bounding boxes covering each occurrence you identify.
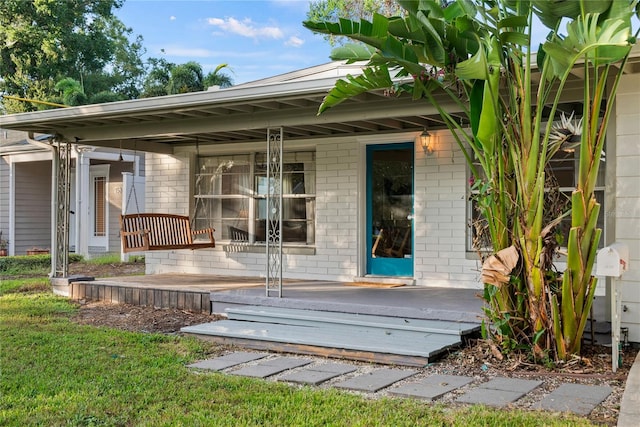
[0,59,638,342]
[0,130,145,258]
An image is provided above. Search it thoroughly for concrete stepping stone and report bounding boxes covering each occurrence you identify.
[231,356,313,378]
[279,362,357,385]
[334,368,418,392]
[457,377,542,407]
[389,374,473,401]
[187,352,268,371]
[535,383,613,416]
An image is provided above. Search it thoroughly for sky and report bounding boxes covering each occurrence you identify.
[116,0,334,85]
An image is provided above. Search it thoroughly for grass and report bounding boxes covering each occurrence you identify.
[85,253,145,264]
[0,276,595,426]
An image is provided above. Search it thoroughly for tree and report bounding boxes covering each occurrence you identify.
[167,61,205,94]
[307,0,405,45]
[304,0,639,361]
[53,78,88,107]
[140,58,174,98]
[141,60,234,97]
[308,0,403,21]
[0,0,145,112]
[204,64,234,89]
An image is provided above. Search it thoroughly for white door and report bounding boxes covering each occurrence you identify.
[88,165,109,250]
[69,170,76,252]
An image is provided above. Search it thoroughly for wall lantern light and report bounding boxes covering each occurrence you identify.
[420,130,433,155]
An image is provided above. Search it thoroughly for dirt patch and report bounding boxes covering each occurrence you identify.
[432,340,636,426]
[68,260,146,278]
[72,300,221,333]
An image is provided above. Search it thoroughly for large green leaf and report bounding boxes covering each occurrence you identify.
[456,36,502,80]
[469,80,484,142]
[387,15,446,65]
[378,36,425,75]
[500,31,530,46]
[330,44,377,62]
[397,0,445,19]
[317,66,394,113]
[542,12,632,76]
[531,0,584,29]
[303,15,387,50]
[532,0,623,31]
[444,0,477,20]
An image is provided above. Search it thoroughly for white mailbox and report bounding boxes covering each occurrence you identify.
[595,243,629,278]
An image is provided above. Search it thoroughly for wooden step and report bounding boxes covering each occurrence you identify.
[181,319,462,359]
[225,306,479,335]
[182,306,481,366]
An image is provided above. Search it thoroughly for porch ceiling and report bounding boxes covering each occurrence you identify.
[1,83,453,154]
[2,51,639,154]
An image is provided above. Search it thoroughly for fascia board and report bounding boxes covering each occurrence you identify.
[0,76,358,129]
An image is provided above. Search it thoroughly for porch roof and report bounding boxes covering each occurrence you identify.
[1,52,639,154]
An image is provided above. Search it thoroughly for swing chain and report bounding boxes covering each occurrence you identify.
[121,142,146,237]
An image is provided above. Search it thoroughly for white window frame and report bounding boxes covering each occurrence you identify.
[466,146,607,253]
[194,151,316,246]
[88,165,109,249]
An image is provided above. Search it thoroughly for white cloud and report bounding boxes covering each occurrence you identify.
[206,17,284,39]
[285,36,304,47]
[169,16,176,21]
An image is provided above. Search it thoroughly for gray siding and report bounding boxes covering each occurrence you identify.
[0,157,9,246]
[14,161,51,254]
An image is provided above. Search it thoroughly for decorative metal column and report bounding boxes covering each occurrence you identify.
[265,128,283,297]
[52,139,71,278]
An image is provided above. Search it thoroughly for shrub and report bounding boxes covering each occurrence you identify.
[0,254,84,274]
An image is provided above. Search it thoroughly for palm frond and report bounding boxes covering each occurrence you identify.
[318,66,394,113]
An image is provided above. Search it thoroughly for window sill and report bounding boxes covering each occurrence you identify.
[465,251,486,261]
[222,243,315,256]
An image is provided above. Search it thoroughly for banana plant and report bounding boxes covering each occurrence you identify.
[304,0,639,361]
[539,1,638,358]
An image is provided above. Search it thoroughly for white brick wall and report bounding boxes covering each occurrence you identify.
[144,136,485,287]
[615,74,640,341]
[414,131,481,288]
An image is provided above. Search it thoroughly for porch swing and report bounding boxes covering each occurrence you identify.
[119,140,216,253]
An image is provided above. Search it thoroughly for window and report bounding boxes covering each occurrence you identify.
[93,176,107,237]
[194,151,316,245]
[467,147,606,252]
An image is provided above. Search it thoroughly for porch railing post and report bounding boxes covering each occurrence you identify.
[266,128,283,297]
[52,139,71,278]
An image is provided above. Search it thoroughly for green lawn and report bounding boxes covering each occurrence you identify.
[0,278,594,426]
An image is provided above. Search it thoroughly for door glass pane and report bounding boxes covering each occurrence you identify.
[371,149,412,259]
[94,176,106,237]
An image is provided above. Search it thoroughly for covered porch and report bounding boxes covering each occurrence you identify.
[67,274,484,366]
[67,273,482,319]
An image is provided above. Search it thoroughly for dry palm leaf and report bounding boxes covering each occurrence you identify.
[481,245,519,287]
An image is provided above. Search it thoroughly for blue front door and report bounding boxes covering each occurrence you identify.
[366,143,414,276]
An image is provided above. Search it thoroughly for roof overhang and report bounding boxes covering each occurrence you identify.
[2,51,639,154]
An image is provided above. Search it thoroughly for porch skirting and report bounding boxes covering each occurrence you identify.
[69,281,210,313]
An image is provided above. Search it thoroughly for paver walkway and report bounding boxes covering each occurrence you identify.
[187,352,613,417]
[456,377,543,407]
[535,383,615,416]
